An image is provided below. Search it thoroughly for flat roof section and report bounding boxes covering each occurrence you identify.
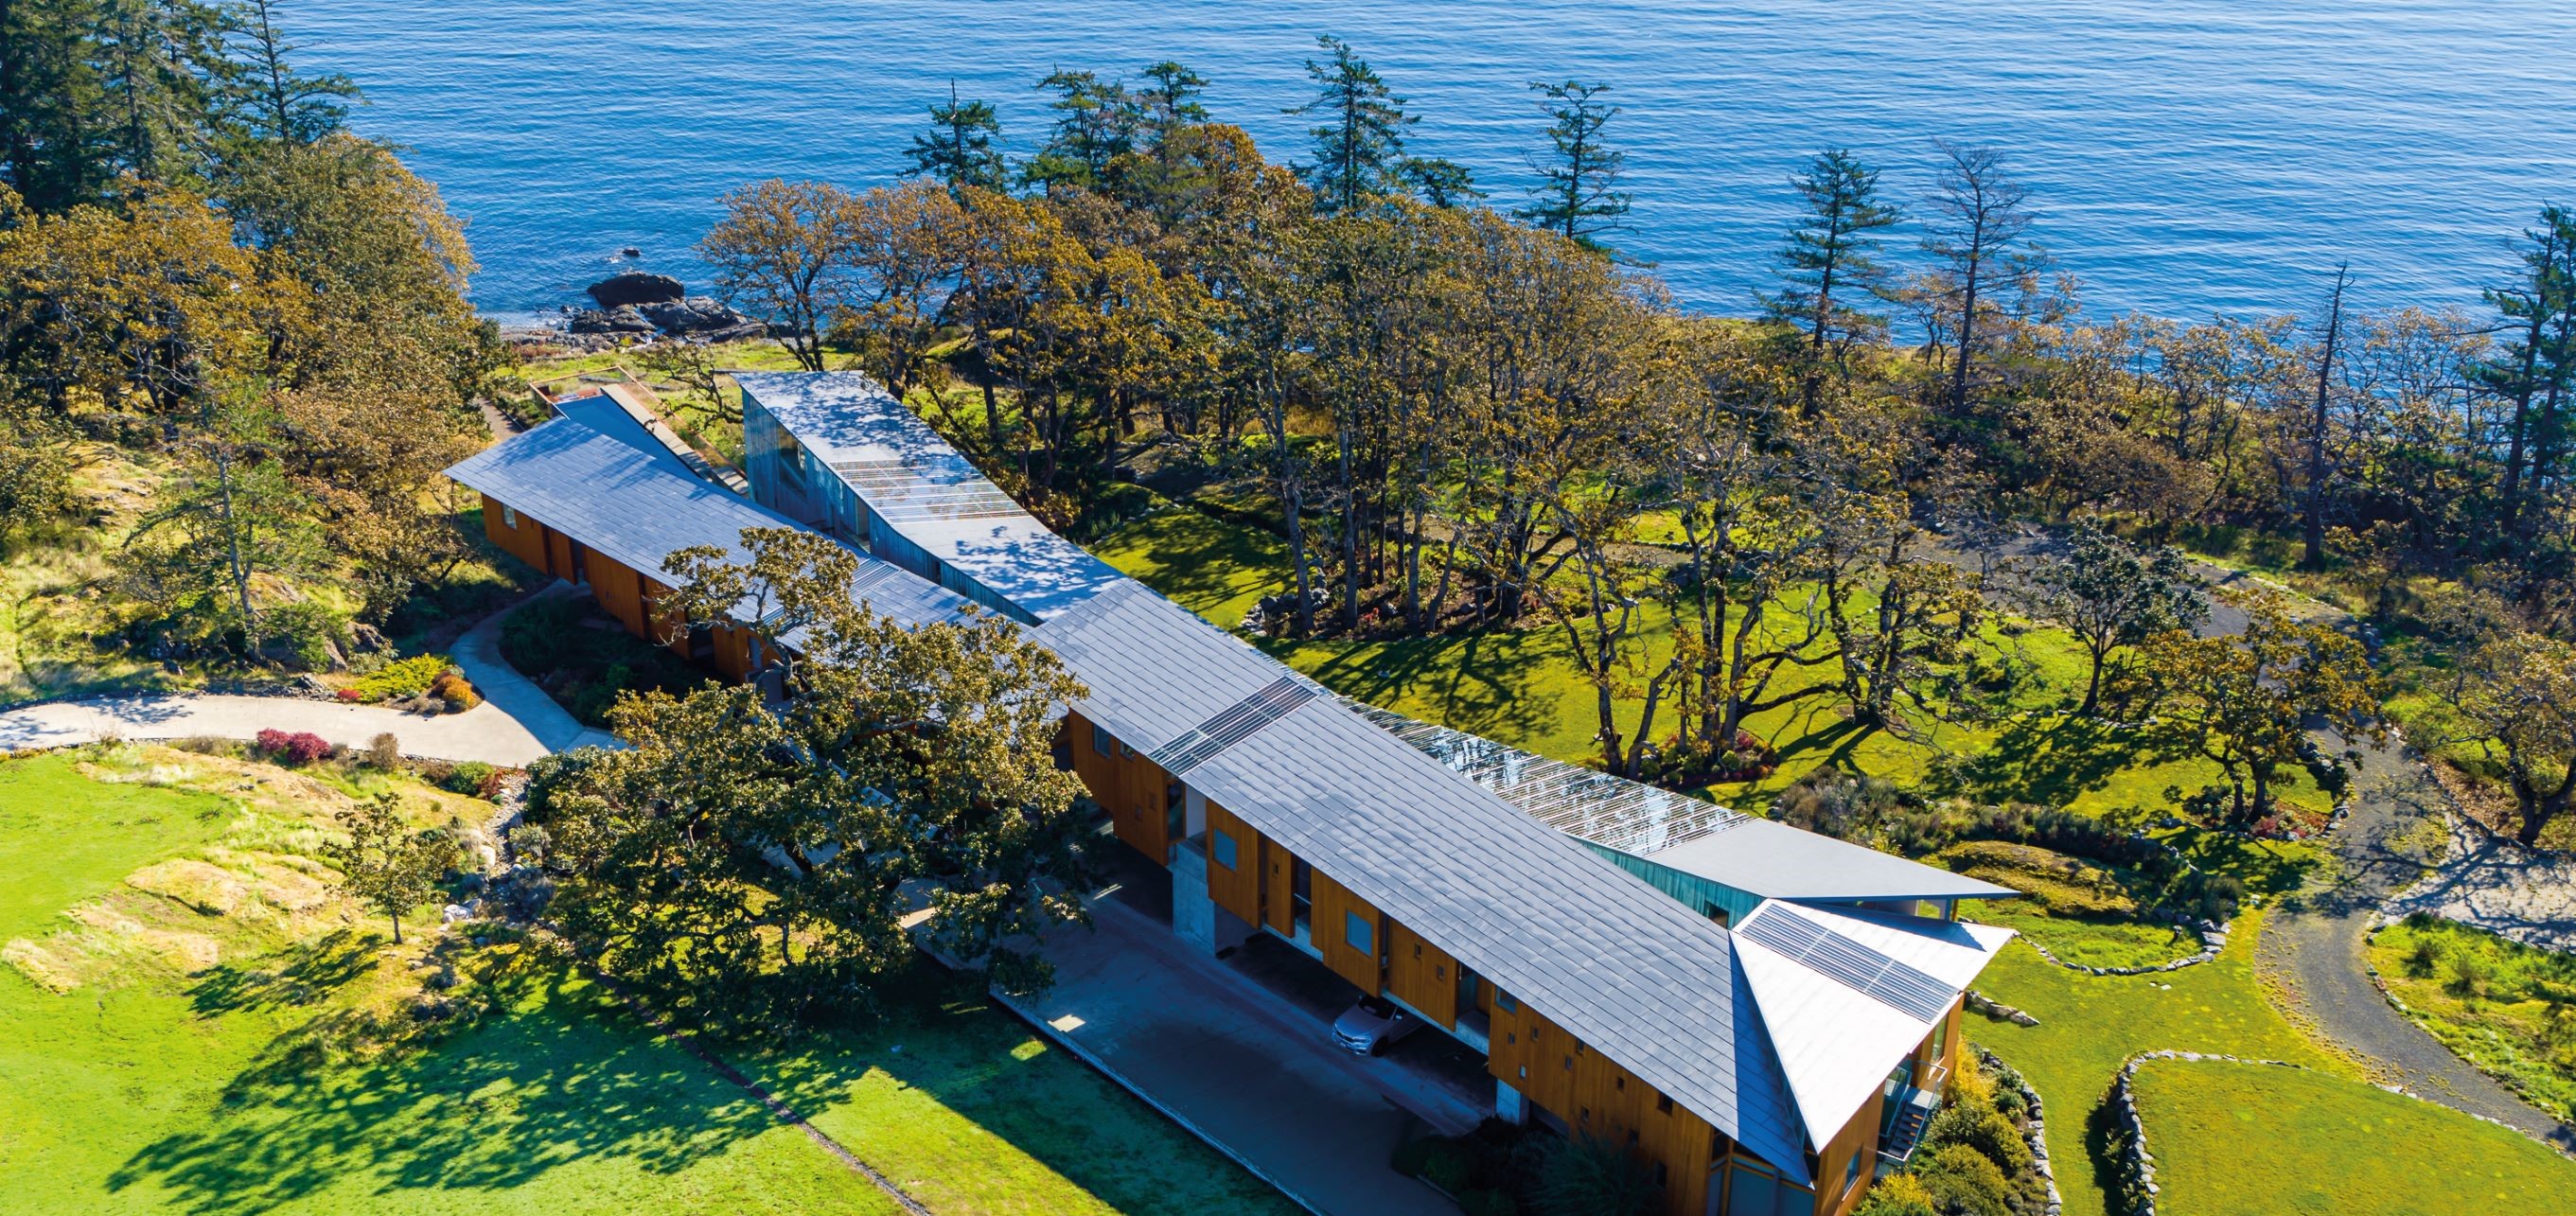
[733,371,1126,621]
[1637,819,2017,905]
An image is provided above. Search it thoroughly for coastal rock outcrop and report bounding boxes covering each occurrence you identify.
[566,304,656,335]
[640,296,763,340]
[585,271,685,308]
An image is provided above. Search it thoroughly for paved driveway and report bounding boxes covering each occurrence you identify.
[999,893,1468,1216]
[0,585,619,766]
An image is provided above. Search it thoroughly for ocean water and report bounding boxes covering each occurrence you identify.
[296,0,2576,323]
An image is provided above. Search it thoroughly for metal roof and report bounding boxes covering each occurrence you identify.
[1353,704,2013,904]
[1038,581,1810,1178]
[1732,902,2014,1148]
[1635,819,2018,904]
[733,371,1126,620]
[444,417,973,631]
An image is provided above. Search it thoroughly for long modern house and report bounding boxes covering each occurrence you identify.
[447,370,2019,1216]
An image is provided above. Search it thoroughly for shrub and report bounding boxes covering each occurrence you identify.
[1393,1136,1476,1194]
[350,654,451,702]
[2449,949,2495,999]
[1775,767,1907,839]
[440,761,499,798]
[427,671,480,713]
[1915,1144,2012,1216]
[254,729,333,765]
[366,732,404,771]
[1527,1135,1658,1216]
[1852,1173,1938,1216]
[1925,1101,2030,1176]
[259,601,348,670]
[1456,1189,1519,1216]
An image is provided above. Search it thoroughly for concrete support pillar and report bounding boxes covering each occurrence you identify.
[1495,1079,1527,1126]
[1173,836,1218,952]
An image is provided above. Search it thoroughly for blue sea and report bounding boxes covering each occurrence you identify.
[297,0,2576,323]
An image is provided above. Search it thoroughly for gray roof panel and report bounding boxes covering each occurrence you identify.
[734,371,1126,620]
[1641,819,2017,904]
[445,417,972,630]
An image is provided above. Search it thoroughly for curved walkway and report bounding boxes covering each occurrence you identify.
[2258,729,2576,1151]
[0,585,618,767]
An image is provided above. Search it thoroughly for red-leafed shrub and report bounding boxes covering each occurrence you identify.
[335,688,364,702]
[255,729,334,765]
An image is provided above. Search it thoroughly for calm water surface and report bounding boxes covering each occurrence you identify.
[295,0,2576,321]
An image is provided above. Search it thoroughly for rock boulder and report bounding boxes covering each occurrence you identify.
[585,271,685,308]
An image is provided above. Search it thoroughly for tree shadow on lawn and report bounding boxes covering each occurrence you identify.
[1102,510,1287,626]
[1946,714,2193,807]
[114,962,863,1216]
[186,928,382,1016]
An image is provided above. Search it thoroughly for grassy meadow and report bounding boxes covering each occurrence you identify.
[2127,1059,2576,1216]
[2368,917,2576,1123]
[0,744,1294,1216]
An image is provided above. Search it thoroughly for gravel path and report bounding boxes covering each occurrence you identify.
[0,586,618,766]
[2387,811,2576,956]
[2258,729,2576,1151]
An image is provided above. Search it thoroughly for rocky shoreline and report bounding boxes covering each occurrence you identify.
[501,270,769,350]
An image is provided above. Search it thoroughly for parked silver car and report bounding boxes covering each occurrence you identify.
[1331,996,1421,1055]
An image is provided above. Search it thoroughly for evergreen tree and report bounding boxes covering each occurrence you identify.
[1,0,111,211]
[1922,139,2038,418]
[904,79,1005,192]
[1766,149,1901,357]
[1515,79,1627,250]
[90,0,226,187]
[215,0,355,146]
[1286,35,1412,214]
[2476,204,2576,539]
[1400,155,1479,208]
[1020,67,1133,192]
[1134,60,1208,153]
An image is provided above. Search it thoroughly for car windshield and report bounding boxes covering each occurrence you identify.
[1357,996,1394,1018]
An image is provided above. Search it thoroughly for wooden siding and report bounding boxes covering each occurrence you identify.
[480,494,551,573]
[1385,920,1458,1029]
[1066,713,1176,864]
[589,552,649,637]
[1203,802,1262,927]
[1261,837,1297,936]
[1311,872,1385,994]
[1489,989,1726,1216]
[1815,1088,1884,1216]
[640,575,690,658]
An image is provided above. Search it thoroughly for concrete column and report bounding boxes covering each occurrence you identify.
[1495,1079,1527,1126]
[1172,836,1218,952]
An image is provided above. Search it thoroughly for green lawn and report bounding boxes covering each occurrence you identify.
[2127,1058,2576,1216]
[2367,917,2576,1122]
[0,746,1292,1216]
[1968,902,2204,972]
[1091,502,2320,819]
[1967,911,2349,1216]
[0,751,238,940]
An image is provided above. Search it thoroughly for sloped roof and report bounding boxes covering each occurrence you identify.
[1640,819,2017,904]
[445,417,973,630]
[734,371,1125,620]
[1039,581,1810,1178]
[1732,901,2015,1147]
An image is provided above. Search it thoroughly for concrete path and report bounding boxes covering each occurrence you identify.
[1000,891,1464,1216]
[0,586,618,767]
[2258,730,2576,1151]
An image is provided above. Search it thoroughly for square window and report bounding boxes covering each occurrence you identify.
[1345,910,1374,957]
[1211,829,1239,871]
[1657,1094,1673,1116]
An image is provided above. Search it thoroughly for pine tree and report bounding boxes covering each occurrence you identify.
[1286,35,1412,214]
[1020,67,1133,192]
[2477,204,2576,539]
[1134,60,1208,154]
[216,0,355,146]
[1922,139,2037,418]
[1515,79,1628,250]
[904,79,1005,192]
[1400,155,1479,208]
[1766,149,1901,356]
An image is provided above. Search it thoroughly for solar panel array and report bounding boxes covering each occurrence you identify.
[1346,700,1745,855]
[1738,907,1954,1022]
[1147,676,1323,776]
[829,459,1029,522]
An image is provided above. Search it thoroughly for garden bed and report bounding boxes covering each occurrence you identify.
[497,593,710,726]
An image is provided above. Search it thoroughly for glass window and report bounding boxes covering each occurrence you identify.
[1841,1148,1862,1198]
[1495,990,1518,1014]
[1345,910,1374,958]
[1211,829,1239,871]
[1092,723,1114,756]
[500,504,518,528]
